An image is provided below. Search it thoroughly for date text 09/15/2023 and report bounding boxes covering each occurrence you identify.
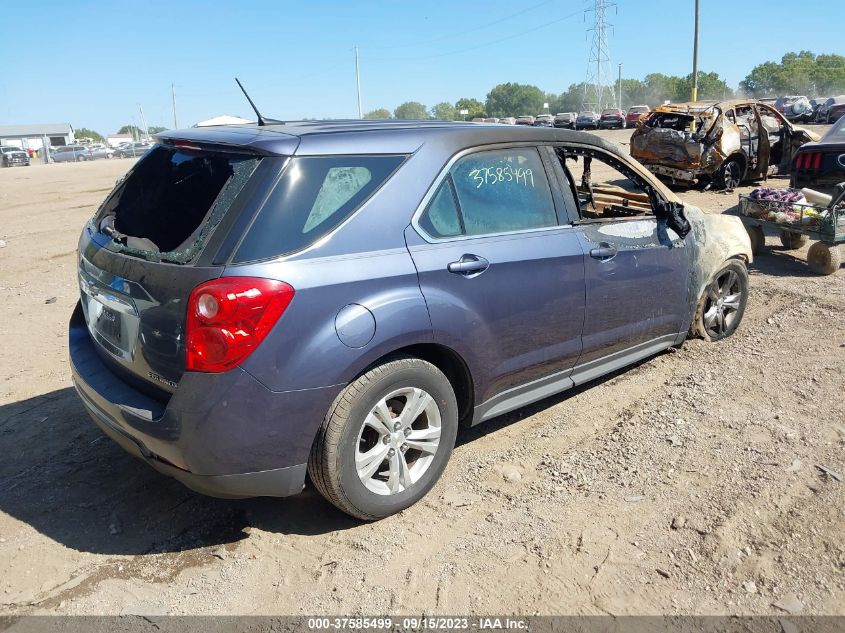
[307,616,529,631]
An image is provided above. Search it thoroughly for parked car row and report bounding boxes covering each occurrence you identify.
[470,106,654,130]
[113,142,154,158]
[45,141,152,163]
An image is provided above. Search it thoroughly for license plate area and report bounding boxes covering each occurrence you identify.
[94,305,122,346]
[80,275,139,361]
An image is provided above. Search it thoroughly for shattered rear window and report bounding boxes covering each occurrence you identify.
[93,145,260,264]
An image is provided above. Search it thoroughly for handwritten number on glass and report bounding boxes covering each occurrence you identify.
[468,165,535,189]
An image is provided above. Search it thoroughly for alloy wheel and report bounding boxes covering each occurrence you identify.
[722,161,741,189]
[702,268,743,338]
[355,387,441,495]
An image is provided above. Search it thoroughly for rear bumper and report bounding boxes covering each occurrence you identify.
[641,162,700,184]
[69,302,340,498]
[78,384,306,498]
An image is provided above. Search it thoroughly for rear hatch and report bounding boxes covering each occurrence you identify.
[77,139,280,397]
[630,110,715,169]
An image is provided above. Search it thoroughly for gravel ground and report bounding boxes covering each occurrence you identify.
[0,129,842,616]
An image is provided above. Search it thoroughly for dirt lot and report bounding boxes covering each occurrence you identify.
[1,130,843,617]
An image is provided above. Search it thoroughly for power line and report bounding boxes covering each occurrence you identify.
[366,0,557,50]
[370,8,584,63]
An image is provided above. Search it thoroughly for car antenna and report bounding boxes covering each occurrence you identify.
[235,78,284,126]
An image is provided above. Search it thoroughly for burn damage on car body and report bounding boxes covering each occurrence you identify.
[630,100,819,190]
[575,204,751,339]
[568,144,752,330]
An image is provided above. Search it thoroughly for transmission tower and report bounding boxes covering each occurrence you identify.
[583,0,617,111]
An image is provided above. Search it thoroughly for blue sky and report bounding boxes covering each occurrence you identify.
[1,0,841,134]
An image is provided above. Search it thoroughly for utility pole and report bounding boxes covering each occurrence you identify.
[138,104,149,141]
[171,83,178,129]
[691,0,699,102]
[618,63,623,110]
[354,46,363,119]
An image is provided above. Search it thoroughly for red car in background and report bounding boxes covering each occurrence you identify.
[625,105,650,126]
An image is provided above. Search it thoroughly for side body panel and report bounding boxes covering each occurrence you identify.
[406,225,586,410]
[573,219,690,368]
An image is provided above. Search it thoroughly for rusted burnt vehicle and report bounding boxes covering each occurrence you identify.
[630,99,819,190]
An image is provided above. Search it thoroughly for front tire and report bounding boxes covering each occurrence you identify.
[308,356,458,520]
[691,260,749,341]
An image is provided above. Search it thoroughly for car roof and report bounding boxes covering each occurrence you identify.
[156,119,625,157]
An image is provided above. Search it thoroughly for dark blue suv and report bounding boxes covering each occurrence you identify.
[70,120,752,519]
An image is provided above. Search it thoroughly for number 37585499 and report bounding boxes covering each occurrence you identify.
[467,165,535,189]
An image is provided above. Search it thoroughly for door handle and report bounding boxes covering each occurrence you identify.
[589,243,618,260]
[447,254,489,275]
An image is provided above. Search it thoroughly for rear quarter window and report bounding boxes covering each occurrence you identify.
[234,155,405,262]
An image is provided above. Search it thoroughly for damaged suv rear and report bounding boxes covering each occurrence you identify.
[630,100,819,189]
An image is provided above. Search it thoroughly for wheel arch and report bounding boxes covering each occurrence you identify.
[724,151,748,177]
[353,343,476,427]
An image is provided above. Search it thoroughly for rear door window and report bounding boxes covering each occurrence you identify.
[234,155,405,262]
[418,147,558,239]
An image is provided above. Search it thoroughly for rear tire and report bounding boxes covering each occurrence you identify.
[807,242,842,275]
[779,230,809,250]
[308,356,458,520]
[691,260,749,342]
[747,225,765,255]
[716,157,744,190]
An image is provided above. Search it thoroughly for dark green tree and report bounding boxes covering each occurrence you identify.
[454,98,485,120]
[431,102,457,121]
[118,125,143,140]
[740,51,845,96]
[394,101,429,119]
[674,71,734,102]
[147,126,167,134]
[485,83,544,118]
[364,108,391,119]
[74,127,104,142]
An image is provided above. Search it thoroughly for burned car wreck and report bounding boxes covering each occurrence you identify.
[630,100,819,190]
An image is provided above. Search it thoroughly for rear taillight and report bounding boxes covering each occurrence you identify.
[185,277,295,373]
[795,152,825,172]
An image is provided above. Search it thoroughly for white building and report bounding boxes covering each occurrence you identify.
[0,123,74,150]
[106,133,134,147]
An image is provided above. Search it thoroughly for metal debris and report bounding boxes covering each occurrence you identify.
[814,464,843,482]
